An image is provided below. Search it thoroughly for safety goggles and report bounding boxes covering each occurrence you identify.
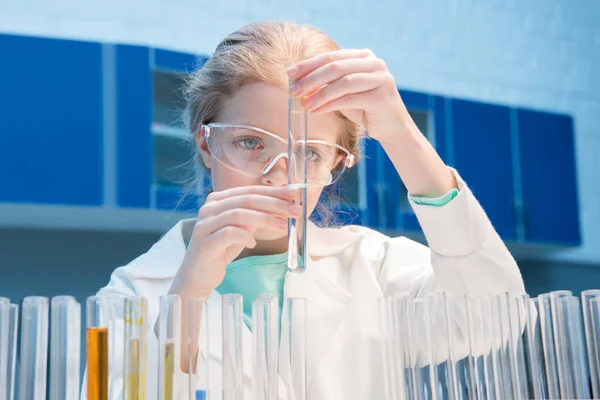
[200,123,355,187]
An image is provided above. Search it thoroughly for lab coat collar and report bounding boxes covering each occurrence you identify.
[126,218,364,279]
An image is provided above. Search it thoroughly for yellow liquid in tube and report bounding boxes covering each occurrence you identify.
[163,342,175,400]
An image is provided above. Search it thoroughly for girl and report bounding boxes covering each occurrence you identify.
[89,20,525,399]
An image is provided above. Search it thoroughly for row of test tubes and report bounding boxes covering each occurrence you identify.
[0,294,306,400]
[379,289,600,400]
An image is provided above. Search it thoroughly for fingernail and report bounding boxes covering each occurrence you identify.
[278,217,287,228]
[289,83,300,96]
[287,65,299,78]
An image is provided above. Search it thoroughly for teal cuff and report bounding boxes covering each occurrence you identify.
[409,188,459,207]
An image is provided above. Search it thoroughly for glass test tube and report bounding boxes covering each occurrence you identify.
[252,294,279,400]
[469,296,496,400]
[427,293,460,400]
[287,77,308,274]
[391,294,411,400]
[18,296,49,400]
[86,296,114,400]
[283,297,307,400]
[158,295,181,400]
[222,294,243,400]
[407,297,436,400]
[536,294,560,399]
[550,290,590,399]
[124,297,148,400]
[50,296,81,400]
[582,289,600,398]
[0,297,10,398]
[378,297,397,400]
[7,304,18,400]
[570,296,591,399]
[507,295,529,400]
[526,297,548,400]
[188,298,210,400]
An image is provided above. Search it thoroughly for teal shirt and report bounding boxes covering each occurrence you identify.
[216,188,459,329]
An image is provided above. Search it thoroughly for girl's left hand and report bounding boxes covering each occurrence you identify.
[287,49,410,143]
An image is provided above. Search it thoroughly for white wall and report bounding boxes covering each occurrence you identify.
[1,0,599,264]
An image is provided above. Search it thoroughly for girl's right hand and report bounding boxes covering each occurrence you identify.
[169,185,301,298]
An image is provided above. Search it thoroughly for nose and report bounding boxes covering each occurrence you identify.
[261,154,288,187]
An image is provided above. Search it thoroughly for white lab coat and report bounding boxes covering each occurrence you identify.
[82,169,526,399]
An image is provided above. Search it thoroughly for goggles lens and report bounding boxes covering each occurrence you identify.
[204,124,352,187]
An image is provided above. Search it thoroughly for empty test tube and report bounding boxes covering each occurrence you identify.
[188,298,210,400]
[252,294,279,400]
[18,296,49,400]
[287,77,308,274]
[158,295,181,400]
[124,297,148,400]
[7,304,18,400]
[282,297,307,400]
[50,296,81,400]
[222,294,243,400]
[0,298,10,398]
[549,290,591,399]
[582,289,600,398]
[536,294,560,399]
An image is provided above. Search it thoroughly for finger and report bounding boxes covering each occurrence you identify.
[205,185,296,203]
[197,208,289,236]
[287,49,373,80]
[208,226,256,249]
[290,57,385,98]
[304,73,386,112]
[311,88,382,115]
[200,193,302,220]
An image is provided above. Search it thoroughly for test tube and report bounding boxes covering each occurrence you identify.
[536,294,560,399]
[50,296,81,400]
[188,298,210,400]
[287,77,308,274]
[282,297,307,400]
[570,296,591,399]
[86,296,115,400]
[507,295,529,399]
[391,294,411,400]
[378,297,396,400]
[550,290,590,399]
[7,304,19,400]
[582,289,600,398]
[124,297,148,400]
[252,294,279,400]
[427,293,460,400]
[525,297,547,399]
[18,296,49,400]
[0,297,10,397]
[469,296,497,400]
[222,294,243,400]
[158,295,181,400]
[407,297,436,400]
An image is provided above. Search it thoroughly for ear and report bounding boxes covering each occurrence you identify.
[196,130,211,169]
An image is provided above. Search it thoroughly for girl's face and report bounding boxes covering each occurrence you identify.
[197,82,344,242]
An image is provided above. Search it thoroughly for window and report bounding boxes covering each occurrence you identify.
[151,70,198,190]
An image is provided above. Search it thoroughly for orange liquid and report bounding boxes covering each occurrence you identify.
[87,327,108,400]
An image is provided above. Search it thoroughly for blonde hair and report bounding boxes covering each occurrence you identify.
[184,20,360,160]
[183,21,361,224]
